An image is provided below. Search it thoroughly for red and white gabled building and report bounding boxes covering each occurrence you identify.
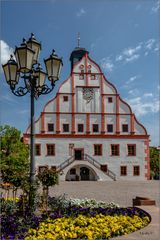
[23,47,150,181]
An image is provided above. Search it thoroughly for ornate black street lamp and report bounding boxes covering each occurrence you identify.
[2,33,63,205]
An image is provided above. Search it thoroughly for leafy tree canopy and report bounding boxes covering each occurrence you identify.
[0,125,29,187]
[150,146,159,179]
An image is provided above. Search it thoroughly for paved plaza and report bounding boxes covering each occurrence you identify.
[51,180,160,207]
[51,180,160,240]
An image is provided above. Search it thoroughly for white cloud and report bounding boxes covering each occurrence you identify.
[151,0,160,13]
[115,55,123,61]
[128,89,139,96]
[125,54,140,62]
[126,95,159,117]
[145,39,155,50]
[115,43,142,64]
[0,40,14,65]
[76,8,86,17]
[126,75,138,84]
[100,57,114,72]
[143,93,153,97]
[123,44,142,57]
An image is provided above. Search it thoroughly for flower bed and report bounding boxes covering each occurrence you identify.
[25,213,150,240]
[1,196,150,240]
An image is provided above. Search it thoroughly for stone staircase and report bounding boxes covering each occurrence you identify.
[57,154,116,181]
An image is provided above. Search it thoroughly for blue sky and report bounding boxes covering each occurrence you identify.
[1,0,159,146]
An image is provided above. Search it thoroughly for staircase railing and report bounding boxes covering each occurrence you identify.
[57,156,74,171]
[84,154,101,169]
[84,153,116,181]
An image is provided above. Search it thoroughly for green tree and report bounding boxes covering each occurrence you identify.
[150,146,159,180]
[37,168,59,210]
[0,125,29,194]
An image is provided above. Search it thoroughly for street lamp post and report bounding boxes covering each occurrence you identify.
[2,33,63,207]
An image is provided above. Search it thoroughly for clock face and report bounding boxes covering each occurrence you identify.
[83,88,94,103]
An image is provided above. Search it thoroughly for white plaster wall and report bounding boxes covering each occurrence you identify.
[90,115,101,134]
[74,74,86,87]
[34,137,147,180]
[103,80,116,94]
[59,77,72,93]
[45,114,56,133]
[59,95,72,112]
[134,121,146,135]
[75,114,86,133]
[76,87,100,113]
[105,116,116,134]
[60,114,72,133]
[104,96,116,113]
[119,115,131,134]
[45,98,56,112]
[119,100,131,114]
[73,58,85,72]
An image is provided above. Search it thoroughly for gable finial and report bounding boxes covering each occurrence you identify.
[77,32,80,48]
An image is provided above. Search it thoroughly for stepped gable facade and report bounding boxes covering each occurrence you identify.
[23,47,150,181]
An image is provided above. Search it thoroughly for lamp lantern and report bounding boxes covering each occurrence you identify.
[27,33,41,64]
[34,63,46,89]
[2,55,19,89]
[44,49,63,84]
[15,38,35,73]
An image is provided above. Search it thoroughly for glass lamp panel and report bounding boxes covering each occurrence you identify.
[51,59,60,81]
[38,71,46,87]
[26,49,35,71]
[45,59,52,78]
[27,42,41,64]
[9,64,19,85]
[3,64,10,83]
[15,48,26,71]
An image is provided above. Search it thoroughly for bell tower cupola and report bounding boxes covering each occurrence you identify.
[70,33,89,72]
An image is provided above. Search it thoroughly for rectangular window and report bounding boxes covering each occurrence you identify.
[63,124,69,132]
[47,144,55,156]
[111,144,119,156]
[48,123,54,132]
[107,124,113,133]
[93,124,99,132]
[122,124,128,132]
[108,97,113,103]
[78,124,84,132]
[35,144,41,156]
[121,166,127,176]
[94,144,102,156]
[128,144,136,156]
[63,96,68,102]
[133,166,140,176]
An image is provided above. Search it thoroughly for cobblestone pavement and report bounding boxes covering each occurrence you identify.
[51,180,160,207]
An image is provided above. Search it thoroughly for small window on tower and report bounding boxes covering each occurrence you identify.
[107,124,113,133]
[108,97,113,103]
[63,96,68,102]
[63,124,69,132]
[48,123,54,132]
[78,124,84,132]
[122,124,128,132]
[91,74,96,80]
[93,124,99,133]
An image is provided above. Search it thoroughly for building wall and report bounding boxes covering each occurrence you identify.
[24,51,150,181]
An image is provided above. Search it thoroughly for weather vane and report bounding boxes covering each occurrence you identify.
[77,32,80,48]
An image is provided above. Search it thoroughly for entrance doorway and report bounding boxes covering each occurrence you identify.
[74,149,84,160]
[80,167,90,180]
